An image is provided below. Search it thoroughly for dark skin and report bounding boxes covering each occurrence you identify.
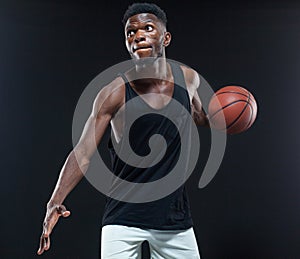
[37,13,208,255]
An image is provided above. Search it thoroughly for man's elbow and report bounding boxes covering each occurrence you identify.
[194,112,210,128]
[72,148,91,169]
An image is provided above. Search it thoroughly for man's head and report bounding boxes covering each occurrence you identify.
[122,3,167,27]
[123,3,171,61]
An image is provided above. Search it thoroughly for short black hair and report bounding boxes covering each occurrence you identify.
[122,3,167,27]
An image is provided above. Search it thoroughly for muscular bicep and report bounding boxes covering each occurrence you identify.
[192,90,208,126]
[74,78,124,162]
[181,65,209,127]
[74,111,111,162]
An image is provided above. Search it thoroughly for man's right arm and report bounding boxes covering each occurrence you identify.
[37,77,124,255]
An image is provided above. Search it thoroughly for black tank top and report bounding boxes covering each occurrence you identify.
[102,62,194,230]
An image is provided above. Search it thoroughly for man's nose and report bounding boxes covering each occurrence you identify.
[134,30,146,42]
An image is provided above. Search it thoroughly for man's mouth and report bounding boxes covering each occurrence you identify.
[133,46,152,52]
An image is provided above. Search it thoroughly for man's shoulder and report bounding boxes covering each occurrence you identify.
[94,76,126,112]
[179,65,200,88]
[102,76,126,95]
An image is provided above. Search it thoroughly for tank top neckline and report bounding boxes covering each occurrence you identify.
[123,63,182,112]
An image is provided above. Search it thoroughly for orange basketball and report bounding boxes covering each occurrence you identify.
[208,85,258,134]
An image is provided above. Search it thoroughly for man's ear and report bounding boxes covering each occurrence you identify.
[163,32,172,47]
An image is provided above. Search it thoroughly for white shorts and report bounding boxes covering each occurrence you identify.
[101,225,201,259]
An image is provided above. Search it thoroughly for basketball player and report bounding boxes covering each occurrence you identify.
[37,3,209,258]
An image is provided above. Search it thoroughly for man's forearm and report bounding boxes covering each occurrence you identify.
[48,149,90,206]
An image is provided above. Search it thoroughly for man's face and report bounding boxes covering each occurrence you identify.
[124,13,170,60]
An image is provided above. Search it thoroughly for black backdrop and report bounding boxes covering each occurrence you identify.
[1,0,300,258]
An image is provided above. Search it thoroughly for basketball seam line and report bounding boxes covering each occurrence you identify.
[216,91,256,107]
[245,102,254,130]
[210,99,249,119]
[226,92,251,131]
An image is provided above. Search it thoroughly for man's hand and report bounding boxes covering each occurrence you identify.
[37,204,71,255]
[36,78,122,255]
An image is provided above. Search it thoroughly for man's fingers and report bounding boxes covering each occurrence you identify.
[37,247,43,255]
[62,210,71,217]
[44,236,51,251]
[37,236,46,255]
[37,239,43,255]
[56,205,71,217]
[43,208,62,237]
[37,204,71,255]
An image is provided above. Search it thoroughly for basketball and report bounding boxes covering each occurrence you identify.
[208,85,258,134]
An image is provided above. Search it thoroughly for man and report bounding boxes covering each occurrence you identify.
[37,3,208,258]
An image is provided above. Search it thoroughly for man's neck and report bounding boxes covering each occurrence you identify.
[128,57,172,87]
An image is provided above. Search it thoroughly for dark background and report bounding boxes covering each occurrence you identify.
[1,0,300,258]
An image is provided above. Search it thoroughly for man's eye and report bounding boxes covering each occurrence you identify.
[145,25,153,31]
[127,30,135,37]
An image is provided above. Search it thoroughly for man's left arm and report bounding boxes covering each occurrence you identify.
[191,88,209,126]
[182,66,209,127]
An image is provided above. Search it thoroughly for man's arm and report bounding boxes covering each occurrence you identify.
[37,77,124,255]
[181,66,209,127]
[192,88,209,127]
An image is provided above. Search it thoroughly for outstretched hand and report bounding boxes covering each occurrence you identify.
[37,204,71,255]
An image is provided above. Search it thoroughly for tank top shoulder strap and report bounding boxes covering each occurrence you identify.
[117,72,128,84]
[117,73,137,101]
[169,62,187,90]
[169,62,191,112]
